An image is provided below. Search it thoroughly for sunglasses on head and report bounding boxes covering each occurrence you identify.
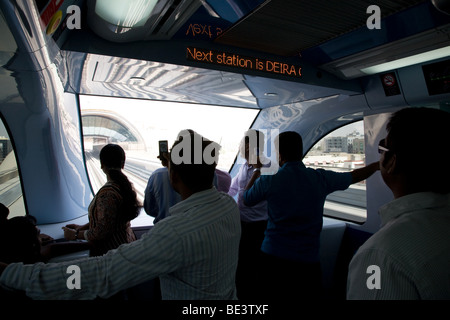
[378,139,390,154]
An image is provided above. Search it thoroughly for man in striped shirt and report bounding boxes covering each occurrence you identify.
[347,108,450,299]
[0,130,241,300]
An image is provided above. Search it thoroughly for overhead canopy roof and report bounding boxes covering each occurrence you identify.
[33,0,450,108]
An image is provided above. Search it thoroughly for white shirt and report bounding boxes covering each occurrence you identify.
[229,162,268,222]
[347,192,450,300]
[0,188,241,300]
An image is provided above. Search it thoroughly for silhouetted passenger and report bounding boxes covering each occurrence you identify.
[0,213,41,264]
[142,131,232,300]
[63,144,140,257]
[144,152,181,224]
[0,204,85,262]
[0,208,40,300]
[347,107,450,299]
[229,129,269,300]
[244,131,379,300]
[0,131,241,300]
[144,131,231,223]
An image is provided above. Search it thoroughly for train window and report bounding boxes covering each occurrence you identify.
[303,121,366,223]
[0,118,26,218]
[80,95,259,202]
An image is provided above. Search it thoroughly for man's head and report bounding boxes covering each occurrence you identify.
[274,131,303,165]
[379,107,450,197]
[0,215,41,264]
[169,130,220,195]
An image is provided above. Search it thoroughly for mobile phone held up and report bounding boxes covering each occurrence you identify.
[159,140,168,158]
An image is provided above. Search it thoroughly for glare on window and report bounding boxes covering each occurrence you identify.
[80,95,259,203]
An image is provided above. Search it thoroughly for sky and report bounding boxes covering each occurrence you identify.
[328,121,364,137]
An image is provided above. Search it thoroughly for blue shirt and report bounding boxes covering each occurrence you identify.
[0,188,241,300]
[244,161,352,262]
[144,167,181,223]
[144,168,231,223]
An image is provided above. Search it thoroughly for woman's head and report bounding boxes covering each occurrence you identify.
[100,144,125,170]
[99,144,140,221]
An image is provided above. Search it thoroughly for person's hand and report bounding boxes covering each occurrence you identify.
[158,152,169,167]
[39,233,54,245]
[62,227,77,241]
[65,224,80,230]
[254,157,263,169]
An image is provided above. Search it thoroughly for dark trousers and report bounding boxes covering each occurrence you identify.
[261,252,323,300]
[236,219,267,300]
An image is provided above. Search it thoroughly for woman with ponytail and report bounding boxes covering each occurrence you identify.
[63,144,141,257]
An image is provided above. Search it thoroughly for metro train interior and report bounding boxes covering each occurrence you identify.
[0,0,449,300]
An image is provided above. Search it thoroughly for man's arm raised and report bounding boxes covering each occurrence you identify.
[351,161,380,184]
